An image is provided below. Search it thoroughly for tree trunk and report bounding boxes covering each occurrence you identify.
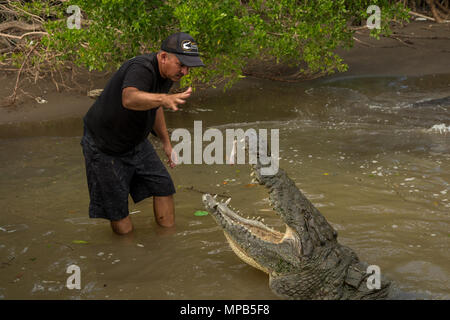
[426,0,445,22]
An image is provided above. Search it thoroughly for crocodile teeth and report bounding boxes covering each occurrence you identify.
[213,194,218,199]
[225,198,231,205]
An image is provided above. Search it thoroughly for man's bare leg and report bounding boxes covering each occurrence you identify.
[153,195,175,227]
[110,216,133,235]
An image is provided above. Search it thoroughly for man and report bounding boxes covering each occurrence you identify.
[81,32,204,235]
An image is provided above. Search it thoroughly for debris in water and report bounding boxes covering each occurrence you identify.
[72,240,89,244]
[35,97,47,104]
[194,211,209,216]
[427,124,450,134]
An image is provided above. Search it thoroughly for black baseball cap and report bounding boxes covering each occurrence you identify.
[161,32,205,67]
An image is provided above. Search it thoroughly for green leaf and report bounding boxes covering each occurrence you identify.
[72,240,89,244]
[194,210,209,216]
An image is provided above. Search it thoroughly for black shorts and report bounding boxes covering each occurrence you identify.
[80,127,176,221]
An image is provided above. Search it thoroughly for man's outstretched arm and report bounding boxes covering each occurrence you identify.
[122,87,192,111]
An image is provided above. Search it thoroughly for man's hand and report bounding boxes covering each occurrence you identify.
[163,143,177,168]
[161,87,192,111]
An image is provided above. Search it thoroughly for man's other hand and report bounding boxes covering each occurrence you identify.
[163,143,177,168]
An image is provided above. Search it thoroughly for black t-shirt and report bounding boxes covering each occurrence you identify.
[83,53,173,155]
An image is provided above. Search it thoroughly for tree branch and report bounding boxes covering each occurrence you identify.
[6,0,45,23]
[425,0,445,22]
[0,21,43,32]
[0,31,48,40]
[6,43,38,106]
[409,10,436,21]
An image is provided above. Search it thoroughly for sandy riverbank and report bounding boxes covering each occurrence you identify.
[0,20,449,125]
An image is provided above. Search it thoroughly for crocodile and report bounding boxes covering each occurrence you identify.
[202,163,409,300]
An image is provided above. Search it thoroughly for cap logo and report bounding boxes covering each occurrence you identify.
[181,40,198,53]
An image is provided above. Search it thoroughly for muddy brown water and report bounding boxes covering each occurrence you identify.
[0,74,449,299]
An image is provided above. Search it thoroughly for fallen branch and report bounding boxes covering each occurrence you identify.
[409,10,436,21]
[0,21,43,32]
[409,10,450,22]
[0,31,48,40]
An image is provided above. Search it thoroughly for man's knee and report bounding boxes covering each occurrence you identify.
[110,216,133,235]
[153,195,175,228]
[155,209,175,228]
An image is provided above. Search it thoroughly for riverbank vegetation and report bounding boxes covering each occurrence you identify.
[0,0,449,105]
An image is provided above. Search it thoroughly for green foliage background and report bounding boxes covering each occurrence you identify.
[12,0,410,89]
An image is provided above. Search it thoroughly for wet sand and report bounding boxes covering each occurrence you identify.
[1,20,449,124]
